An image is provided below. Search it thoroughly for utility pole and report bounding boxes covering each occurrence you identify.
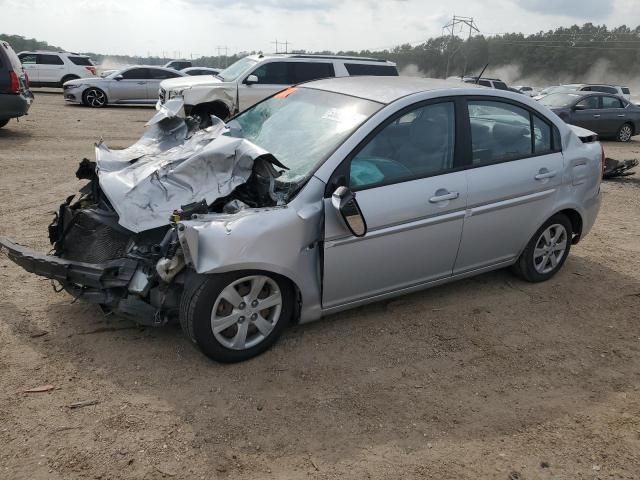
[216,46,229,67]
[271,39,290,54]
[442,15,479,79]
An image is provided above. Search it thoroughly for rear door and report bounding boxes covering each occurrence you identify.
[111,68,150,102]
[454,98,564,273]
[599,95,627,136]
[323,100,467,308]
[36,54,65,83]
[238,61,295,111]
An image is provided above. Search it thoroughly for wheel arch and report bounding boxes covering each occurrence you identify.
[190,100,232,120]
[554,208,583,244]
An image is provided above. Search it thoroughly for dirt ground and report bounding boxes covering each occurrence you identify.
[1,91,639,480]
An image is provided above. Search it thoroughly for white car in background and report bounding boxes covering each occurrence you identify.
[18,51,97,87]
[63,66,187,107]
[513,85,540,97]
[157,54,398,123]
[181,67,222,76]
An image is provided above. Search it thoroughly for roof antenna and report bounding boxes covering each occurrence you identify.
[476,63,489,84]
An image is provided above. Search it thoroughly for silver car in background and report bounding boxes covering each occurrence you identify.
[1,77,602,363]
[63,66,187,107]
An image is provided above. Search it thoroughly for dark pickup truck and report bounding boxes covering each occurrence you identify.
[0,40,33,128]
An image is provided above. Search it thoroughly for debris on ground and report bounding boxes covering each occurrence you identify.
[68,399,100,409]
[603,158,638,179]
[23,385,55,393]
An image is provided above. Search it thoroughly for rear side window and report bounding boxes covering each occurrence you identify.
[291,62,335,83]
[69,56,93,66]
[622,87,631,95]
[468,101,532,164]
[344,63,398,76]
[37,54,64,65]
[493,81,509,91]
[478,80,491,87]
[251,62,294,84]
[122,68,149,79]
[148,68,181,80]
[602,96,624,109]
[533,115,553,154]
[590,86,617,94]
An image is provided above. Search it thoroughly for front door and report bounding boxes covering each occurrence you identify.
[111,68,150,102]
[454,99,565,273]
[323,101,467,309]
[237,61,295,112]
[569,96,601,132]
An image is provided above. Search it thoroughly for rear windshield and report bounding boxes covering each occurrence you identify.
[345,63,398,76]
[1,42,24,72]
[69,56,94,66]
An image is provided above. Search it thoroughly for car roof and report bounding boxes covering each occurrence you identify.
[18,50,89,56]
[246,53,395,65]
[302,76,481,104]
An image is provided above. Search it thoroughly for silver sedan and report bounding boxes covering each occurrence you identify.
[63,66,187,107]
[1,77,602,363]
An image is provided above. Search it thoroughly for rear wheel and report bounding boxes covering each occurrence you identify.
[0,119,9,129]
[616,123,634,142]
[83,87,107,108]
[512,214,573,283]
[180,271,293,363]
[61,74,79,86]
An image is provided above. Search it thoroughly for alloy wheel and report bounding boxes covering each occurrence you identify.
[85,89,106,107]
[210,275,282,350]
[533,224,568,275]
[618,124,633,142]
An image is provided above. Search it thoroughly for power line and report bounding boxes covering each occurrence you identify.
[443,15,480,78]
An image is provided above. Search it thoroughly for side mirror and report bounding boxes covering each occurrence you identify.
[115,74,124,81]
[573,104,586,111]
[244,74,258,85]
[331,186,367,237]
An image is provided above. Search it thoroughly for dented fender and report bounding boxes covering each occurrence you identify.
[177,176,327,323]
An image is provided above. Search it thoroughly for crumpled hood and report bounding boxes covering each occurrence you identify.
[95,116,272,233]
[160,75,227,91]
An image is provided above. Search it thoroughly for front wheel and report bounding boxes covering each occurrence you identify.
[83,87,107,108]
[180,271,294,363]
[512,214,573,283]
[616,123,634,142]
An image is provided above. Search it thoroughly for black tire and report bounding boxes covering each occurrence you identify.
[61,75,80,86]
[0,119,9,129]
[512,214,573,283]
[191,102,230,128]
[82,87,108,108]
[616,123,634,143]
[179,270,294,363]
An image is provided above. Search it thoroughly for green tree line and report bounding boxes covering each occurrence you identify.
[3,23,639,83]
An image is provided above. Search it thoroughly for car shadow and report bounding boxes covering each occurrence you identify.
[4,252,640,466]
[0,126,32,139]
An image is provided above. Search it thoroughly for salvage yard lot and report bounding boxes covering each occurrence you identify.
[1,91,639,480]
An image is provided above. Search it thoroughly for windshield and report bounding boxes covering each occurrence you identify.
[227,87,382,192]
[540,93,582,108]
[217,57,258,82]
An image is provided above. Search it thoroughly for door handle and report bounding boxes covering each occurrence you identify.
[593,114,601,118]
[535,169,557,180]
[617,114,626,117]
[429,190,459,203]
[137,81,146,85]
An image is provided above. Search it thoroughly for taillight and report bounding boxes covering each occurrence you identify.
[24,71,29,88]
[600,143,606,177]
[9,71,20,93]
[85,66,97,75]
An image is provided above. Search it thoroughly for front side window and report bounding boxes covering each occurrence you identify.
[468,100,532,164]
[227,87,381,196]
[575,96,599,110]
[349,102,456,189]
[250,62,293,84]
[122,68,149,79]
[602,96,624,109]
[19,53,37,64]
[37,54,64,65]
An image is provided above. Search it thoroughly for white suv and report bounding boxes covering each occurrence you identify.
[18,51,97,87]
[157,54,398,121]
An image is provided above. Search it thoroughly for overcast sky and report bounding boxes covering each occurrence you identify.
[0,0,638,58]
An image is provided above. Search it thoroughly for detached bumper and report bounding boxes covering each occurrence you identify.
[0,237,138,289]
